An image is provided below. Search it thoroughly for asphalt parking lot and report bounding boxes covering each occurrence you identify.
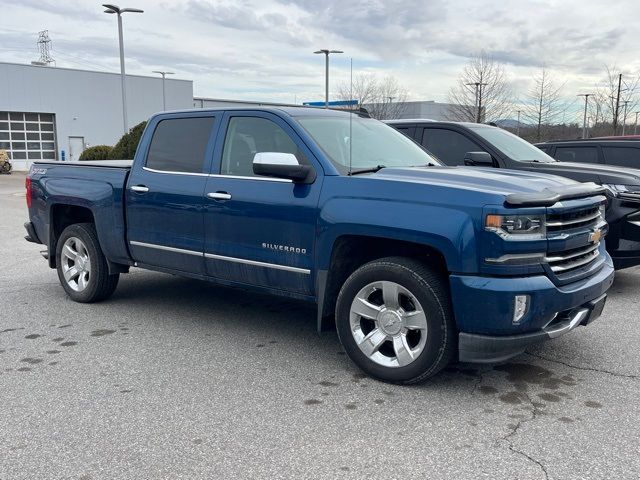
[1,172,639,480]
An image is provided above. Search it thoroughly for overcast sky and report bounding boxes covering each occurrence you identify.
[1,0,639,120]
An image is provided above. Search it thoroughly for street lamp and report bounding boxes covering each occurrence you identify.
[103,4,143,134]
[152,71,175,110]
[313,49,343,108]
[465,82,487,122]
[621,100,630,135]
[577,93,594,139]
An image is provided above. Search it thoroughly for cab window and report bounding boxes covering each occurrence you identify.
[220,117,302,177]
[421,128,485,165]
[146,117,214,173]
[554,146,600,164]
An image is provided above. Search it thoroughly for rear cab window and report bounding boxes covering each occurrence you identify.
[146,117,215,173]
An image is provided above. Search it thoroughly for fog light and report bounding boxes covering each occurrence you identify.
[513,295,530,324]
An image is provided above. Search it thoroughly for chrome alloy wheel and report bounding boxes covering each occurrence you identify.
[349,280,428,368]
[61,236,91,292]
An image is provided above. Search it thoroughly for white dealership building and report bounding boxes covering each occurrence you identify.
[1,60,461,172]
[0,61,194,170]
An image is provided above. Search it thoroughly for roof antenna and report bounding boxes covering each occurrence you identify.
[349,57,353,175]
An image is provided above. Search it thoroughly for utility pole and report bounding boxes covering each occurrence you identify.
[613,73,622,135]
[103,4,144,134]
[634,112,639,135]
[152,71,174,110]
[313,49,343,108]
[621,100,630,135]
[577,93,593,139]
[516,110,521,136]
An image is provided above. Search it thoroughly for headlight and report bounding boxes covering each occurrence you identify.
[599,204,606,220]
[485,214,546,239]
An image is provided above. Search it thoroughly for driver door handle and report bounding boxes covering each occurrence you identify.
[207,192,232,200]
[130,185,149,193]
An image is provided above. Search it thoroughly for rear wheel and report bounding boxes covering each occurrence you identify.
[335,257,455,384]
[56,223,119,302]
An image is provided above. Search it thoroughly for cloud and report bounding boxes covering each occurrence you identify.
[0,0,639,111]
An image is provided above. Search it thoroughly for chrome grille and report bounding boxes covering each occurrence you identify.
[545,242,601,273]
[545,206,600,232]
[545,205,604,275]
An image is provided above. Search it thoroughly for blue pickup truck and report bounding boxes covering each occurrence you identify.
[24,107,614,383]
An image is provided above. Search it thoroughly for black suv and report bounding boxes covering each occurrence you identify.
[535,139,640,169]
[387,120,640,269]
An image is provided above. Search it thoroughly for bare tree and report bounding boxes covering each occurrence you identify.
[337,74,409,120]
[522,67,566,142]
[592,65,640,135]
[447,52,514,122]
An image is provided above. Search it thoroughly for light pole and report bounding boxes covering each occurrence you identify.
[465,82,487,122]
[152,71,174,110]
[516,110,521,136]
[314,49,343,108]
[103,4,143,134]
[621,100,630,135]
[577,93,593,139]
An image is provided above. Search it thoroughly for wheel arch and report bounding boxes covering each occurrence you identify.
[316,234,450,332]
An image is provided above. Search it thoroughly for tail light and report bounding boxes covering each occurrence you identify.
[25,176,32,208]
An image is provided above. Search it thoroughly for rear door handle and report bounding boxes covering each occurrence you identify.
[207,192,232,200]
[131,185,149,193]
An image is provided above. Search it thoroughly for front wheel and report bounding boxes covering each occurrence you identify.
[335,257,456,384]
[56,223,119,302]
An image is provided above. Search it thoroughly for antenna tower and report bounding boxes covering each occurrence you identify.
[35,30,55,66]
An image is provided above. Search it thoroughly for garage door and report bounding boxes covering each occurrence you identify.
[0,112,57,164]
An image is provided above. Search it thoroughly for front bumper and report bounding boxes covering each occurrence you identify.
[459,294,607,363]
[450,253,614,363]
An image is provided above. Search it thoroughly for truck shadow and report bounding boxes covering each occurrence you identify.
[608,267,640,298]
[107,270,584,392]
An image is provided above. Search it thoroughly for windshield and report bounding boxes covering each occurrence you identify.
[471,126,557,163]
[296,115,440,172]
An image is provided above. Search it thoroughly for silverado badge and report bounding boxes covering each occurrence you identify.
[589,229,602,244]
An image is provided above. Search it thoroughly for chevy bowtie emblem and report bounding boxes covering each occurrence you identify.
[589,229,602,244]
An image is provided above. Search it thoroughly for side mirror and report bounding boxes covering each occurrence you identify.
[253,152,315,183]
[464,151,494,167]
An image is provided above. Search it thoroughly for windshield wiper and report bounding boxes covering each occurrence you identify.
[348,165,386,175]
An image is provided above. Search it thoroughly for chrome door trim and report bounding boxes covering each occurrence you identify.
[207,174,292,183]
[142,166,292,183]
[130,240,310,274]
[204,252,310,274]
[129,240,203,257]
[143,166,209,177]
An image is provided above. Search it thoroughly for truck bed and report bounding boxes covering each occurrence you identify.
[28,159,133,268]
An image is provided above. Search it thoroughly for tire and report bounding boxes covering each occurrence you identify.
[335,257,456,384]
[56,223,119,302]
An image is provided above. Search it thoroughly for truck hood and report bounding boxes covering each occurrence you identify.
[374,165,581,198]
[521,161,640,185]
